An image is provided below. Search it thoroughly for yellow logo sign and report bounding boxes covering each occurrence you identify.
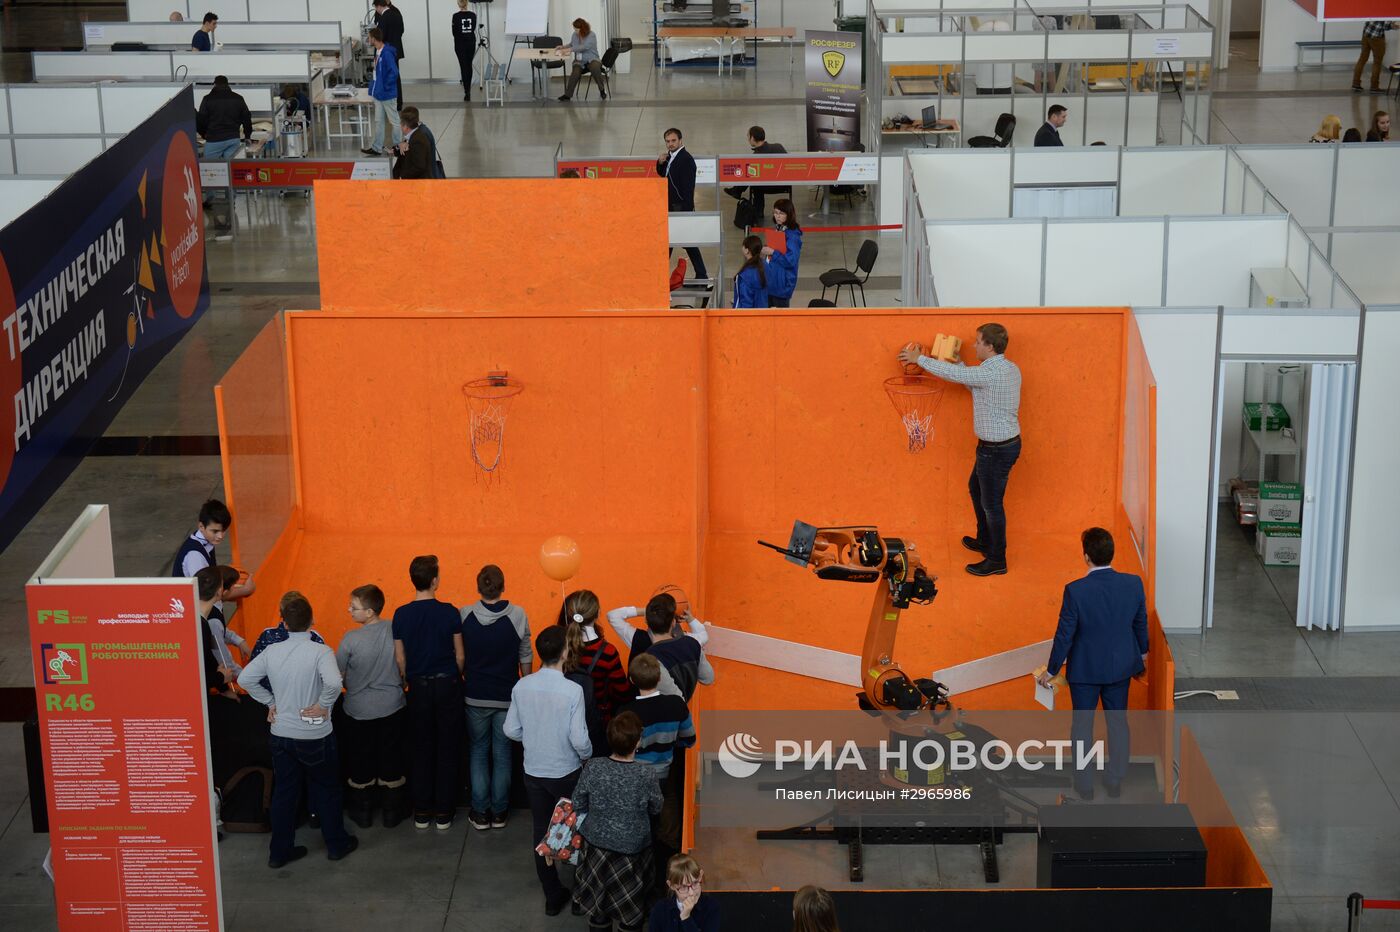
[822,50,845,78]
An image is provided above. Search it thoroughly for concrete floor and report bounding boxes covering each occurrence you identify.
[3,10,1400,929]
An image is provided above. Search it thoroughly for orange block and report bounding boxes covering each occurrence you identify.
[313,178,671,313]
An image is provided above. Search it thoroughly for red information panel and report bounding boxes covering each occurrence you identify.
[227,160,390,187]
[27,580,222,932]
[716,155,878,184]
[556,159,659,179]
[1309,0,1400,19]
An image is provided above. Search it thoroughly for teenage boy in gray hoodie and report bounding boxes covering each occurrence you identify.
[460,564,531,830]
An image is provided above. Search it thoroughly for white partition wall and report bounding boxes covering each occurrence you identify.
[1118,147,1226,216]
[87,21,343,50]
[1044,221,1164,305]
[910,149,1011,219]
[33,50,313,82]
[1136,308,1219,631]
[1345,306,1400,630]
[1166,215,1287,306]
[925,221,1043,305]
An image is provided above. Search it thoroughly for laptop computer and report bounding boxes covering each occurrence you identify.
[921,104,938,127]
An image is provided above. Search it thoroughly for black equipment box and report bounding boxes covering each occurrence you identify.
[1037,803,1207,889]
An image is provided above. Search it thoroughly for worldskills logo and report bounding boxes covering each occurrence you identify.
[41,643,88,686]
[718,733,765,778]
[160,130,205,320]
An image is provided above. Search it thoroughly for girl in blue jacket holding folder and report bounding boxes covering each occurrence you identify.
[761,198,803,308]
[732,235,769,308]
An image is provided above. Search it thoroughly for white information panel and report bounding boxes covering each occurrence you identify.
[199,161,231,188]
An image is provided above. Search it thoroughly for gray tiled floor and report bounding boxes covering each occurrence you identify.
[4,16,1400,930]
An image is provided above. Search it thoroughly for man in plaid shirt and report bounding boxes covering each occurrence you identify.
[900,323,1022,577]
[1355,21,1397,93]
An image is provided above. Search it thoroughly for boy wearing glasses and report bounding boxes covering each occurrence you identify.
[336,584,409,828]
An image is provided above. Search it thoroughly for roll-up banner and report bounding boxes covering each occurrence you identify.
[805,30,863,152]
[27,576,222,931]
[0,86,210,551]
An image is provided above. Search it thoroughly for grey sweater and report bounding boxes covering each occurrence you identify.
[574,757,662,855]
[336,620,406,720]
[239,632,342,739]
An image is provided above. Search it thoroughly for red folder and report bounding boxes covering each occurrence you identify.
[764,228,787,254]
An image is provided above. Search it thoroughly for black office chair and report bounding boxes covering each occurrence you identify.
[967,112,1016,148]
[580,46,620,100]
[531,36,565,97]
[818,240,878,307]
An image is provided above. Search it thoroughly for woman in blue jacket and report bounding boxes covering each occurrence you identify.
[761,198,803,308]
[732,234,769,308]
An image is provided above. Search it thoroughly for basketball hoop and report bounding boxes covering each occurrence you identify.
[462,371,524,475]
[884,375,945,453]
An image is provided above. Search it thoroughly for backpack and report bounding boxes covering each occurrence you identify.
[219,766,273,833]
[732,195,759,230]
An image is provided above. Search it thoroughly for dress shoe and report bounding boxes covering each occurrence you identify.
[965,559,1008,577]
[545,889,573,916]
[328,836,359,861]
[1104,780,1122,799]
[360,146,381,156]
[571,899,586,916]
[1074,785,1094,801]
[961,536,985,554]
[558,94,572,101]
[600,89,608,100]
[268,845,308,869]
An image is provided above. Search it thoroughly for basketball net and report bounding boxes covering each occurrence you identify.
[462,374,523,476]
[884,376,945,453]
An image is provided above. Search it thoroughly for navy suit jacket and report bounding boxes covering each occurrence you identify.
[1034,122,1063,147]
[657,148,697,211]
[1047,567,1148,685]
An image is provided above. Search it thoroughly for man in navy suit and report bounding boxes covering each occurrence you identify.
[1038,527,1148,799]
[656,127,709,282]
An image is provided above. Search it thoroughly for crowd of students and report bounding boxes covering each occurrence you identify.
[178,500,867,929]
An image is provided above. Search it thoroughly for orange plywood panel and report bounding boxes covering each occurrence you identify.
[698,308,1127,710]
[313,179,671,313]
[284,312,703,538]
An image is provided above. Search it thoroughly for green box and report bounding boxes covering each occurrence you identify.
[1243,402,1291,431]
[1257,522,1302,567]
[1259,482,1302,523]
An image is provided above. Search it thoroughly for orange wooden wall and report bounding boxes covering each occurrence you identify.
[313,179,671,313]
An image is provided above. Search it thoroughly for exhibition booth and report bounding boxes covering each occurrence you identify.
[867,0,1215,151]
[181,177,1262,927]
[901,144,1378,640]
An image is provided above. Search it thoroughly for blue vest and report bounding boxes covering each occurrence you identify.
[461,609,523,704]
[173,534,215,577]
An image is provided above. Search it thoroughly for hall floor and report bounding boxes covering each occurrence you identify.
[2,13,1400,928]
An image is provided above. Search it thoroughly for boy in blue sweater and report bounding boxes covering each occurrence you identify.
[362,27,402,156]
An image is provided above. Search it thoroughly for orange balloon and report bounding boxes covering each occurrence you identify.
[539,535,581,582]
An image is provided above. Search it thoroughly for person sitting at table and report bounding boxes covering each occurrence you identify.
[557,18,607,102]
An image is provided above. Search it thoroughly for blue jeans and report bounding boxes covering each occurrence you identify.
[202,138,241,205]
[1069,679,1131,794]
[467,706,511,814]
[269,733,352,861]
[370,98,402,152]
[969,437,1021,564]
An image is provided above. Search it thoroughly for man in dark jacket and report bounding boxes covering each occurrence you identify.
[373,0,406,110]
[656,127,708,281]
[197,76,252,160]
[392,107,444,179]
[1034,105,1067,146]
[1038,527,1148,799]
[723,125,788,225]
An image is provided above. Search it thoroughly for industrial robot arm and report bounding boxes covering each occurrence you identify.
[758,521,947,712]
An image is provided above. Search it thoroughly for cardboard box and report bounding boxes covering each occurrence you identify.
[1234,490,1259,526]
[1257,522,1302,567]
[1259,482,1302,524]
[1243,402,1291,432]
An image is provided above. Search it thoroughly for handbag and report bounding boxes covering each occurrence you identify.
[535,797,587,865]
[732,195,759,230]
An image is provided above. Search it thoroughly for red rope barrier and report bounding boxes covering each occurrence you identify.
[1363,900,1400,910]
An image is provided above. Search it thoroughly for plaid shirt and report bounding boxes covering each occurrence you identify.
[1362,21,1396,38]
[917,353,1022,442]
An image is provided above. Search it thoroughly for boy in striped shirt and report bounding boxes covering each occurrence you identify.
[619,653,695,859]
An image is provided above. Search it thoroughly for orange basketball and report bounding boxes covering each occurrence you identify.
[651,583,691,619]
[900,341,922,376]
[540,535,581,582]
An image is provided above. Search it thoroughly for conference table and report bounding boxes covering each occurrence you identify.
[657,26,797,75]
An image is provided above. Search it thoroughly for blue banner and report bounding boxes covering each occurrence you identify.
[0,86,209,551]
